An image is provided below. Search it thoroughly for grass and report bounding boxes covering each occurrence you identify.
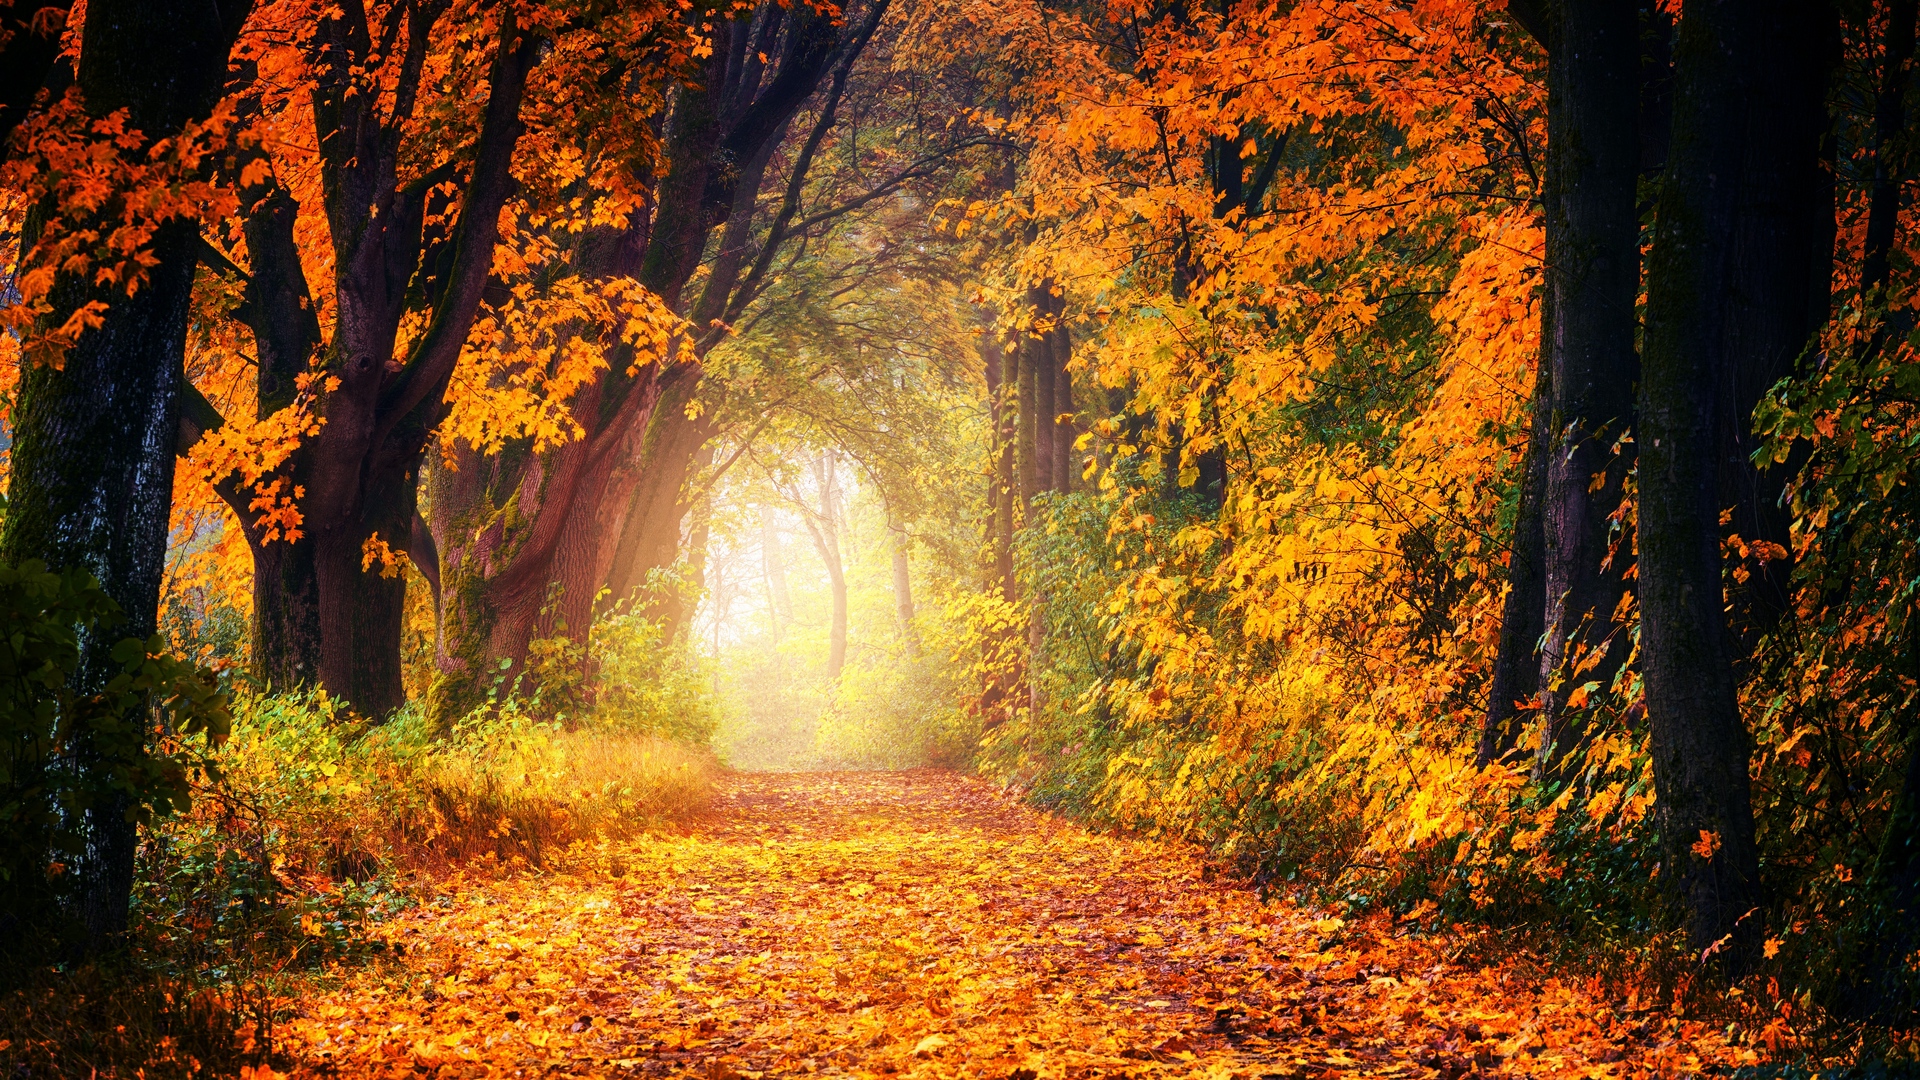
[0,690,719,1077]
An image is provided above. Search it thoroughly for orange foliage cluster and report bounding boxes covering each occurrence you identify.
[0,94,241,369]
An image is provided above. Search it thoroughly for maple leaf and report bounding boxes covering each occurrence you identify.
[1691,830,1722,861]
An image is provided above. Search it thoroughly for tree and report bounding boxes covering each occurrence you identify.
[431,0,895,721]
[0,0,252,948]
[1533,0,1640,771]
[1636,0,1767,970]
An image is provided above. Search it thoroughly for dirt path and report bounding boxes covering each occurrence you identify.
[279,771,1740,1078]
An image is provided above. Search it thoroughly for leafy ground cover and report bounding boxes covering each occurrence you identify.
[269,771,1746,1079]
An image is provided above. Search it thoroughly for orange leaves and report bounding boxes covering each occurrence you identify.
[1692,829,1724,861]
[361,533,408,579]
[266,771,1747,1079]
[181,371,335,544]
[0,92,242,369]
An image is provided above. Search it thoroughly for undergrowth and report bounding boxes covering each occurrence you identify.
[0,684,719,1077]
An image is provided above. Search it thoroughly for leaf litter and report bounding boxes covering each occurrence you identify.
[274,772,1741,1078]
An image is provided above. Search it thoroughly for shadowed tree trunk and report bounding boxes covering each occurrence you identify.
[183,6,541,721]
[1718,0,1834,655]
[1017,304,1040,508]
[1479,353,1552,767]
[986,322,1018,601]
[1536,0,1641,771]
[1033,285,1057,493]
[1637,0,1766,972]
[977,316,1022,729]
[0,0,252,950]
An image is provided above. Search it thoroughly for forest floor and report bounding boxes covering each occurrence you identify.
[274,771,1749,1079]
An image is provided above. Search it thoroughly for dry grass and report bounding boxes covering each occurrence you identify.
[0,699,721,1077]
[400,728,718,866]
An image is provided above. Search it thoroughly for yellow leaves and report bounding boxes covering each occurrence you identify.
[1763,937,1782,960]
[442,255,688,460]
[361,533,409,579]
[258,771,1745,1080]
[911,1033,950,1056]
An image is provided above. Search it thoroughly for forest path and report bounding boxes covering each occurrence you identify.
[279,771,1736,1078]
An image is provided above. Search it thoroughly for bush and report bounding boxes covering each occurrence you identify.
[0,558,229,965]
[586,608,722,744]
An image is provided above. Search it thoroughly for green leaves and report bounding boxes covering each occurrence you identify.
[0,558,230,934]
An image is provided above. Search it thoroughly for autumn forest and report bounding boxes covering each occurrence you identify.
[1,0,1918,1074]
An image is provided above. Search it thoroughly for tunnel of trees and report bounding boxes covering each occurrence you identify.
[7,0,1920,1063]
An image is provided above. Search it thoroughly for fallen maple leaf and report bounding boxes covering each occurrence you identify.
[913,1033,950,1056]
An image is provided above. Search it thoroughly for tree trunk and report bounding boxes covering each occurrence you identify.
[763,505,793,633]
[1637,0,1765,972]
[890,516,918,654]
[1050,291,1076,494]
[1718,0,1834,655]
[0,0,249,951]
[1032,285,1057,494]
[1863,0,1918,297]
[1536,0,1641,771]
[191,9,541,719]
[429,357,672,724]
[1478,201,1555,766]
[601,381,717,609]
[1017,310,1040,509]
[986,324,1018,600]
[804,454,848,679]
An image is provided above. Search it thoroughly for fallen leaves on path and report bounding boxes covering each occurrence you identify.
[277,772,1744,1078]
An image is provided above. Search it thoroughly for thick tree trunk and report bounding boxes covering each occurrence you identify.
[1637,0,1764,972]
[229,182,326,691]
[1017,313,1040,509]
[429,362,671,723]
[0,0,249,950]
[1718,0,1834,654]
[1536,0,1640,770]
[214,10,539,719]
